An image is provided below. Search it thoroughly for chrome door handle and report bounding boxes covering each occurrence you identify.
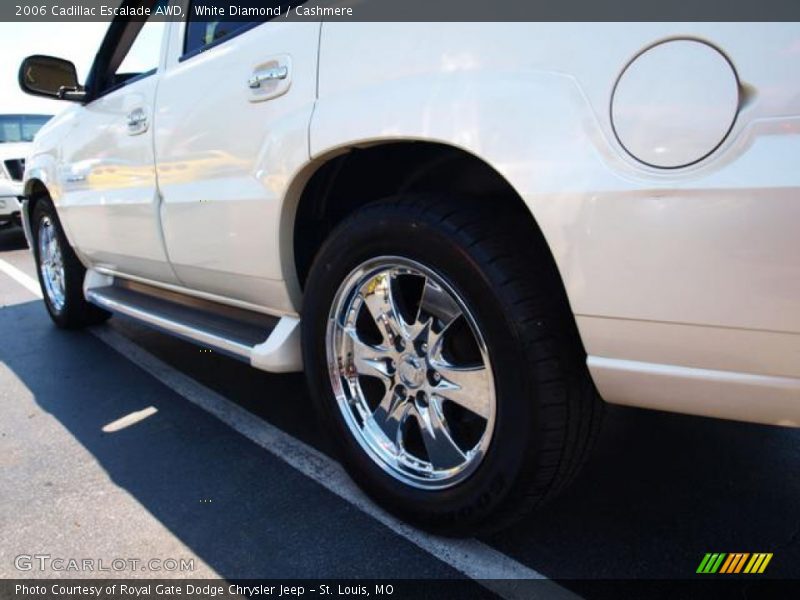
[248,66,288,89]
[127,108,148,131]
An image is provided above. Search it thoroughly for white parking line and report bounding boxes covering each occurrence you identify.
[0,257,579,600]
[0,257,42,298]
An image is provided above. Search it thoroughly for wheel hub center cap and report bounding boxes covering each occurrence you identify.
[398,355,424,389]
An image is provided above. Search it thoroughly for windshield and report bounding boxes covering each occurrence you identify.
[0,114,52,143]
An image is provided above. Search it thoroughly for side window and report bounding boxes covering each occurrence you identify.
[184,9,258,56]
[183,2,306,57]
[183,0,300,56]
[116,20,166,79]
[92,8,168,96]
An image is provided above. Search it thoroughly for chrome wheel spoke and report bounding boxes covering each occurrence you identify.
[361,272,409,343]
[370,387,410,447]
[417,399,466,469]
[417,276,462,333]
[343,326,393,381]
[432,362,492,420]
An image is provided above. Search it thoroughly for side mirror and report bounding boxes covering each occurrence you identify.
[19,55,86,102]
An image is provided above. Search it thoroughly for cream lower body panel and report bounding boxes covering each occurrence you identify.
[580,316,800,427]
[589,357,800,427]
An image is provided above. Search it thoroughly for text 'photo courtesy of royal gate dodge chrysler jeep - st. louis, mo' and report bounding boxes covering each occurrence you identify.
[16,6,800,534]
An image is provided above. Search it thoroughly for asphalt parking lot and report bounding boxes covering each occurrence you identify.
[0,226,798,596]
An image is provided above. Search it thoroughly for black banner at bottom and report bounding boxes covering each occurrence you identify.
[2,579,799,600]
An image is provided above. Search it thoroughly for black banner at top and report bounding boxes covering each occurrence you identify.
[4,0,800,22]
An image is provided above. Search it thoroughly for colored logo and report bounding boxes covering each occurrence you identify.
[696,553,773,574]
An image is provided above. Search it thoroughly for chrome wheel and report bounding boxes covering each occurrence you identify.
[326,257,496,489]
[38,216,66,312]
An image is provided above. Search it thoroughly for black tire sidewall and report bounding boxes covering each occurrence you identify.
[31,199,86,327]
[303,203,543,531]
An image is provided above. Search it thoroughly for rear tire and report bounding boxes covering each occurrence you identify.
[31,198,110,329]
[302,194,603,535]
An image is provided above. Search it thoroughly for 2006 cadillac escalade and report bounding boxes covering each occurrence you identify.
[18,6,800,533]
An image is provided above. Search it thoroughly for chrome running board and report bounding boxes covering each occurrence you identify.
[84,270,303,373]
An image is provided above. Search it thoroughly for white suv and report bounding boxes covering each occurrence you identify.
[18,15,800,534]
[0,114,50,228]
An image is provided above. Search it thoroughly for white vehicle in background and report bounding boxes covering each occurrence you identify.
[16,9,800,534]
[0,114,50,229]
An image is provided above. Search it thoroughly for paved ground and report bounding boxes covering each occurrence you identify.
[1,226,798,594]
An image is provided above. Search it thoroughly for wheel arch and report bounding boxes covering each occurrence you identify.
[21,178,51,248]
[283,139,586,354]
[282,66,617,322]
[22,149,75,250]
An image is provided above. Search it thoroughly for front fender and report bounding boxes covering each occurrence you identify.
[22,155,57,251]
[24,154,85,261]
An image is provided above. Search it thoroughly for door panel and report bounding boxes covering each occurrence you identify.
[58,74,178,283]
[57,17,177,284]
[155,21,319,306]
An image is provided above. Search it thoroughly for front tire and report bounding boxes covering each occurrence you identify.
[32,198,110,329]
[303,194,603,535]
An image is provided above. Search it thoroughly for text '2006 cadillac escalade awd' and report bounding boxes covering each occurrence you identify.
[18,9,800,534]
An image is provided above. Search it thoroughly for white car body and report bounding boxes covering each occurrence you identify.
[22,21,800,426]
